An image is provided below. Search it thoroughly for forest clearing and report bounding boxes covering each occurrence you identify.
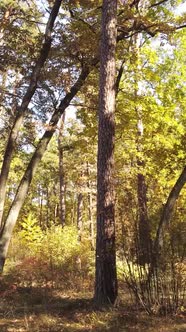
[0,0,186,331]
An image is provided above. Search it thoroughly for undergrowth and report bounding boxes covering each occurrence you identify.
[5,220,94,292]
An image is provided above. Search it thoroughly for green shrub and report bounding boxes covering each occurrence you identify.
[19,213,43,248]
[7,222,94,291]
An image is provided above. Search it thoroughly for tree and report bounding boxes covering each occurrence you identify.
[133,34,151,265]
[154,166,186,255]
[0,61,95,272]
[0,0,185,289]
[94,0,118,306]
[58,113,66,227]
[0,0,63,228]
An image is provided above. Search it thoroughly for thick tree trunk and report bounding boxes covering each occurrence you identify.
[0,63,93,273]
[0,0,63,228]
[154,166,186,254]
[94,0,118,306]
[58,113,66,227]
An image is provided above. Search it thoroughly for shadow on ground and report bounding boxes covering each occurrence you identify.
[0,285,185,332]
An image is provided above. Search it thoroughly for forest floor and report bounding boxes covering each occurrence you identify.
[0,284,185,332]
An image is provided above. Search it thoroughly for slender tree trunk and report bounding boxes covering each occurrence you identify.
[136,116,151,265]
[0,0,62,228]
[0,72,7,109]
[58,113,66,227]
[71,195,76,225]
[46,187,50,228]
[77,167,84,242]
[0,63,94,273]
[137,144,151,265]
[54,203,58,224]
[154,166,186,254]
[77,192,83,242]
[133,33,151,265]
[87,162,94,249]
[94,0,118,306]
[39,188,43,228]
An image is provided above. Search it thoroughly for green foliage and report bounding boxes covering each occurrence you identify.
[19,213,43,248]
[41,225,91,270]
[7,224,94,289]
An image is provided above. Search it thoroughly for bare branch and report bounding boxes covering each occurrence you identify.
[149,0,169,8]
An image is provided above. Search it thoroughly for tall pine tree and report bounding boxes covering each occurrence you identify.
[94,0,118,306]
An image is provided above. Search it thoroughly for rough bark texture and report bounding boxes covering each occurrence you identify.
[154,166,186,254]
[0,63,94,273]
[0,0,63,228]
[95,0,118,306]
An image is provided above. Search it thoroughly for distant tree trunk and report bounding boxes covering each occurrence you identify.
[0,62,94,273]
[46,187,50,228]
[87,162,94,249]
[136,119,151,265]
[0,0,63,228]
[133,33,151,265]
[0,72,7,108]
[39,186,43,228]
[54,203,58,224]
[58,113,66,227]
[94,0,118,306]
[71,196,76,225]
[77,192,83,242]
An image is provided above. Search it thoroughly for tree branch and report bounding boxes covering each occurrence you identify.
[149,0,169,8]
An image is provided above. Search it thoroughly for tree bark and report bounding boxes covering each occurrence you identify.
[0,0,63,228]
[0,63,94,273]
[94,0,118,306]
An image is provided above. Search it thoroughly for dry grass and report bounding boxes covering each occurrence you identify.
[0,283,185,332]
